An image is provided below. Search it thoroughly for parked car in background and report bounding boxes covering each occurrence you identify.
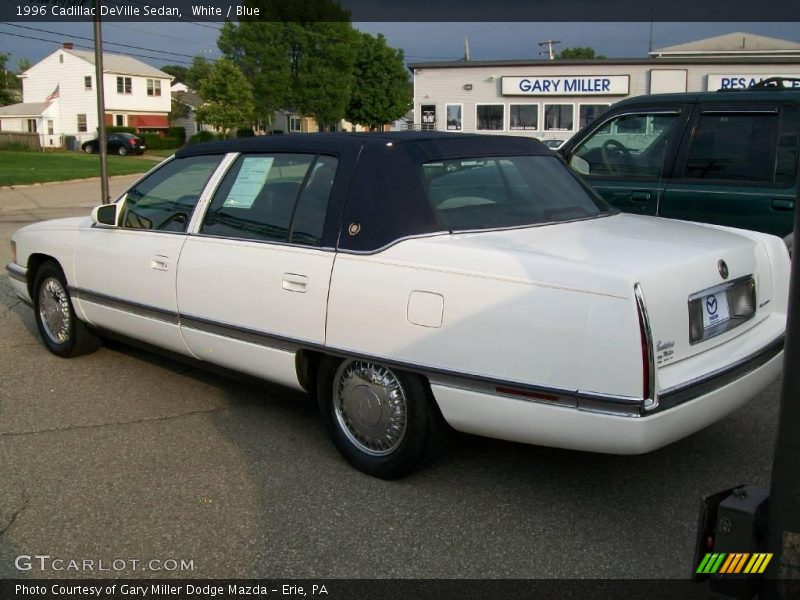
[7,133,789,478]
[81,133,146,156]
[560,78,798,254]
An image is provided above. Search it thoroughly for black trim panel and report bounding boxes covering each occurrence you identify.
[70,287,180,325]
[5,263,27,283]
[657,334,784,411]
[180,314,323,353]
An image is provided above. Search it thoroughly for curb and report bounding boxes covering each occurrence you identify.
[0,173,143,191]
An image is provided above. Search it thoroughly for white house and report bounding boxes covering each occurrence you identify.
[0,43,172,148]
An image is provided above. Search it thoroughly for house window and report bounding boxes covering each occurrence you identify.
[116,76,132,94]
[84,76,92,91]
[146,79,161,97]
[509,104,538,131]
[476,104,505,131]
[544,104,574,131]
[115,115,125,127]
[47,120,54,135]
[289,116,301,132]
[77,114,87,132]
[59,54,64,64]
[27,119,37,133]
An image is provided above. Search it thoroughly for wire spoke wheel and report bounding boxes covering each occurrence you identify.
[38,276,71,345]
[333,360,408,456]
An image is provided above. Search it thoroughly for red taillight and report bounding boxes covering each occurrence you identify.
[637,307,650,400]
[129,139,136,145]
[634,283,656,409]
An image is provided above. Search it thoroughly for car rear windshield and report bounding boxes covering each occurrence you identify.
[423,155,609,231]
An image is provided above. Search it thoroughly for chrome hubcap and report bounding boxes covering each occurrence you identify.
[38,277,71,345]
[333,360,408,456]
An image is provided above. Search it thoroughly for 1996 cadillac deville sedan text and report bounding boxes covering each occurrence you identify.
[6,133,789,478]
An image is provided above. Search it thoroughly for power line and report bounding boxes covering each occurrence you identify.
[106,23,217,47]
[0,29,195,66]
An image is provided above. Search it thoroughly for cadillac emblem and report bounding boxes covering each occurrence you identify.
[718,259,729,280]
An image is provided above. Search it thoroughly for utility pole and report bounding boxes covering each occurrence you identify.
[538,39,561,60]
[93,0,110,204]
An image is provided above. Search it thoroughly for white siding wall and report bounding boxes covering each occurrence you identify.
[414,61,800,141]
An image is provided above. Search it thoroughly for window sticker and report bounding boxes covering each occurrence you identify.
[223,157,274,208]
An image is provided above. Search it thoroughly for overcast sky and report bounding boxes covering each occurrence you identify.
[2,21,800,72]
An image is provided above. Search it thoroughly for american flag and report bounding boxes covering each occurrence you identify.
[45,85,60,103]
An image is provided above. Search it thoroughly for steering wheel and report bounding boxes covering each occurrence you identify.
[157,212,189,232]
[600,139,633,175]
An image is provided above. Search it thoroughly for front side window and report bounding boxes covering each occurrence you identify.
[571,112,680,178]
[682,111,780,182]
[477,104,504,131]
[509,104,538,131]
[423,155,608,231]
[77,114,87,132]
[544,104,574,131]
[201,154,337,246]
[147,79,161,96]
[119,155,223,232]
[116,76,132,94]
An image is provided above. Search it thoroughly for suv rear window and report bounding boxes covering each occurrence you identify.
[423,155,609,231]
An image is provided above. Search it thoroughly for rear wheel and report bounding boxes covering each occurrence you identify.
[33,262,101,358]
[83,145,95,154]
[318,357,448,479]
[118,146,128,157]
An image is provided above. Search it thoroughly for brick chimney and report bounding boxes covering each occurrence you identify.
[63,42,74,50]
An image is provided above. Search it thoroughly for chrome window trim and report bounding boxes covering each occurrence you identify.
[186,152,240,234]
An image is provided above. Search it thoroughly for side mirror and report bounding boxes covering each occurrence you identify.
[91,204,118,227]
[569,154,590,175]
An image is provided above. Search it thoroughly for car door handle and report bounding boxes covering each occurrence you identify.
[151,255,170,271]
[282,273,307,293]
[771,198,795,211]
[630,191,652,201]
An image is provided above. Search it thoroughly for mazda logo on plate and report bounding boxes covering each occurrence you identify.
[718,259,729,280]
[706,296,718,315]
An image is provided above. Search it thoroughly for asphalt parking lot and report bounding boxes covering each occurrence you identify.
[0,176,783,580]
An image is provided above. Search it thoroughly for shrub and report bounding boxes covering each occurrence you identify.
[236,127,255,138]
[140,133,182,150]
[104,126,136,134]
[188,130,216,144]
[168,126,187,141]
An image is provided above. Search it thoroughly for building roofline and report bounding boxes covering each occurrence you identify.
[408,56,800,70]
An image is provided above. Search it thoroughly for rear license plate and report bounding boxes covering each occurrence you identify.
[701,291,730,330]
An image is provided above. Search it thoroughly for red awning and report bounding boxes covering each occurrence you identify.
[128,115,169,128]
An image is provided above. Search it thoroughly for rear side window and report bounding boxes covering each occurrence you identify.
[682,111,780,182]
[120,154,222,232]
[200,153,337,246]
[424,155,608,231]
[776,105,799,185]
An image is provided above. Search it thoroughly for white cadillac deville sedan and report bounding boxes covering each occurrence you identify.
[6,133,789,478]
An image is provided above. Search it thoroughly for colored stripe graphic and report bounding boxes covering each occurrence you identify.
[697,552,773,575]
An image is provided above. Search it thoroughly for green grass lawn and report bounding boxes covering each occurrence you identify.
[0,151,156,186]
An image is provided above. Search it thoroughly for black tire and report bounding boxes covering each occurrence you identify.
[83,145,95,154]
[317,357,448,479]
[118,146,128,157]
[33,262,101,358]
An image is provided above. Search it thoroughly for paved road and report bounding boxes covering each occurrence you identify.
[0,178,782,579]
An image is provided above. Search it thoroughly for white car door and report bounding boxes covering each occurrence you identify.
[176,153,338,389]
[73,154,225,355]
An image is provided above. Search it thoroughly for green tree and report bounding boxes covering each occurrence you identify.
[195,58,255,137]
[16,57,32,73]
[557,47,606,59]
[0,53,18,106]
[346,32,411,130]
[186,56,213,92]
[161,65,189,85]
[218,1,358,129]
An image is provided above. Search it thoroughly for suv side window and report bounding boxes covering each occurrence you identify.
[682,110,780,182]
[200,153,337,246]
[570,111,680,178]
[776,105,799,185]
[120,154,223,232]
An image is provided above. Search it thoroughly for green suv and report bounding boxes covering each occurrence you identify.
[560,78,797,254]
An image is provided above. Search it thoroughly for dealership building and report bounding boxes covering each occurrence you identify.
[409,32,800,143]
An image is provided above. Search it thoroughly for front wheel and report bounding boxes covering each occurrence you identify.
[83,145,95,154]
[118,146,128,156]
[33,262,101,358]
[317,357,448,479]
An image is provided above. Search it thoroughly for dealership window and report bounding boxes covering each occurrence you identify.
[47,120,54,135]
[571,112,680,177]
[683,111,781,182]
[579,104,608,129]
[77,114,87,132]
[509,104,538,131]
[476,104,504,131]
[446,104,462,131]
[116,76,132,94]
[544,104,574,131]
[84,76,92,91]
[27,119,37,133]
[115,115,125,127]
[147,79,161,97]
[420,104,436,130]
